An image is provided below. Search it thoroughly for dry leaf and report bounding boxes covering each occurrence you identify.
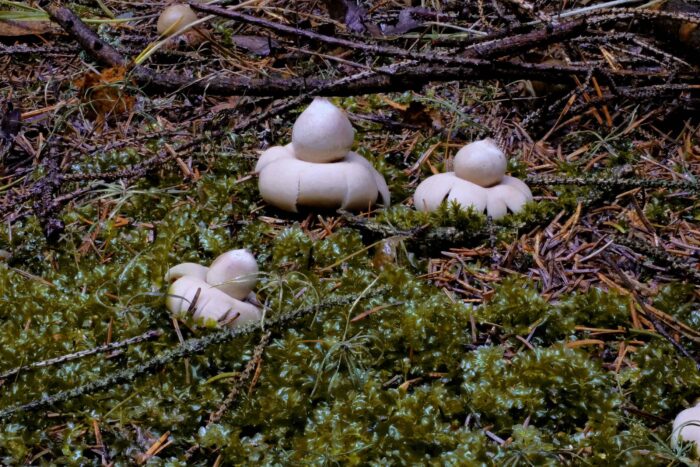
[231,35,278,56]
[402,102,443,131]
[660,0,700,49]
[381,8,429,35]
[0,101,21,159]
[209,96,242,114]
[1,102,21,142]
[74,66,135,130]
[322,0,369,34]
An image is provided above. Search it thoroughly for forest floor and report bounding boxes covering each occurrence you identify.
[1,0,700,464]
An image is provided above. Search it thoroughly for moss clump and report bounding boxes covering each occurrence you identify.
[462,345,620,433]
[477,278,632,343]
[1,213,698,464]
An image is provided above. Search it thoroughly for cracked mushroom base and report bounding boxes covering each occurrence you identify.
[414,173,532,219]
[256,145,390,212]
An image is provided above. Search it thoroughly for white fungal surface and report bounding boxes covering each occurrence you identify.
[256,98,390,212]
[672,403,700,455]
[166,276,261,327]
[413,139,532,219]
[157,4,198,36]
[454,138,508,187]
[206,249,259,300]
[291,98,355,163]
[165,249,261,328]
[164,262,209,282]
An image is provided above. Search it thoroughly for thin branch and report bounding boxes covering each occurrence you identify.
[185,330,272,459]
[191,3,690,85]
[44,3,126,67]
[0,329,164,382]
[615,236,700,283]
[526,174,700,193]
[0,295,357,421]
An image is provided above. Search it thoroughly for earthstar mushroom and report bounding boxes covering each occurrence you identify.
[206,249,259,300]
[157,4,198,37]
[166,276,261,327]
[413,139,532,219]
[256,98,390,212]
[672,402,700,454]
[165,249,261,327]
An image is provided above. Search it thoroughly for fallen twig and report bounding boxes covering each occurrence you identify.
[192,3,689,85]
[0,295,356,421]
[526,175,700,193]
[0,329,164,382]
[185,329,272,459]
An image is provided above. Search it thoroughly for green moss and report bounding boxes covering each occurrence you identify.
[1,96,698,466]
[461,345,621,451]
[430,201,488,231]
[624,340,700,416]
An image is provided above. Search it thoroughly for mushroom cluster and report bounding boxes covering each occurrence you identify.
[413,139,533,219]
[672,402,700,454]
[256,98,390,212]
[165,249,261,327]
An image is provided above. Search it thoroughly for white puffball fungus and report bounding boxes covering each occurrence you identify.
[256,98,390,212]
[672,402,700,454]
[292,98,355,163]
[167,276,261,327]
[164,249,261,328]
[454,139,507,187]
[206,249,259,300]
[157,4,198,36]
[413,139,532,219]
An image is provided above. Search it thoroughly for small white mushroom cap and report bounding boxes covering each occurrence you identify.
[291,98,355,163]
[672,403,700,454]
[157,4,198,36]
[165,262,209,282]
[454,139,507,187]
[166,276,261,327]
[206,249,259,300]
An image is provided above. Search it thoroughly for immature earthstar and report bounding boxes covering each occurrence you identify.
[206,249,259,300]
[256,98,390,212]
[413,139,533,219]
[672,402,700,455]
[157,4,198,36]
[165,249,261,327]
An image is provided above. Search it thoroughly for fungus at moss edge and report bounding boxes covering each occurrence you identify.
[672,402,700,455]
[413,138,533,219]
[256,98,390,212]
[165,249,261,327]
